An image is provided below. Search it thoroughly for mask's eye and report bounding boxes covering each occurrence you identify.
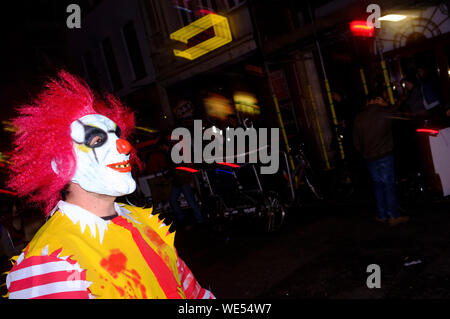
[85,126,107,148]
[89,135,104,147]
[108,125,122,138]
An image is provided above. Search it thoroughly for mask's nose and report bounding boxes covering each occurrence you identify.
[116,138,132,155]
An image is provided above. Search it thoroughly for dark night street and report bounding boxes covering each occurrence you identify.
[1,0,450,303]
[175,198,450,299]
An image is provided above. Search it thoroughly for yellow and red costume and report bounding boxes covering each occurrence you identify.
[4,71,214,299]
[6,201,213,299]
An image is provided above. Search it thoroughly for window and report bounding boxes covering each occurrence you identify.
[82,51,100,90]
[101,37,123,92]
[225,0,246,10]
[142,0,161,34]
[78,0,103,14]
[201,0,218,12]
[174,0,194,26]
[122,21,147,80]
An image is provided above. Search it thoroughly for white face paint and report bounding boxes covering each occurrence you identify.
[70,114,136,196]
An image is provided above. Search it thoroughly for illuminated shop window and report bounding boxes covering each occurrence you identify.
[204,93,234,120]
[233,91,260,115]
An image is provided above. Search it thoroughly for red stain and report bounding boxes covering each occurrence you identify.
[145,227,166,249]
[99,249,148,298]
[145,227,171,266]
[113,283,125,297]
[129,269,141,280]
[126,269,147,299]
[125,280,138,299]
[100,249,127,279]
[112,217,183,299]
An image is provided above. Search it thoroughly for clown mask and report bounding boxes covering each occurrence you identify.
[69,114,136,196]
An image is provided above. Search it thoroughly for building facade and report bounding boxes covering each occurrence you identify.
[65,0,450,173]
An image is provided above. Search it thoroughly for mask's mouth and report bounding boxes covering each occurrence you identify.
[107,160,132,173]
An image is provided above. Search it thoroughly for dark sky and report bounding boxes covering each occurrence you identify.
[0,1,71,119]
[0,1,73,149]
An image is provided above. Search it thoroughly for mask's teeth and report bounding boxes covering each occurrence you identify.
[112,162,130,169]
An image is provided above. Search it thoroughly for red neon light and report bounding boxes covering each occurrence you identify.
[350,20,374,37]
[218,162,240,168]
[196,9,215,15]
[0,189,17,196]
[176,166,199,173]
[416,128,439,135]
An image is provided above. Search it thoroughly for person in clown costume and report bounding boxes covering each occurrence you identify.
[4,70,215,299]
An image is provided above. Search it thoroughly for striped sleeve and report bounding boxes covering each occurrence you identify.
[6,246,92,299]
[177,258,215,299]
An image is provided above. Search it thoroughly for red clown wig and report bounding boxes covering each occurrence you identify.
[7,70,137,215]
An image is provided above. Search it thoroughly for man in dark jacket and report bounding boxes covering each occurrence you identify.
[353,89,409,226]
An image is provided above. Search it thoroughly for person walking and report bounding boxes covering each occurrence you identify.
[158,140,204,229]
[353,89,409,226]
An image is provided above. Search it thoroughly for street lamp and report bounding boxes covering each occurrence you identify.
[378,14,407,22]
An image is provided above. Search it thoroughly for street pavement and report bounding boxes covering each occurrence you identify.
[176,198,450,299]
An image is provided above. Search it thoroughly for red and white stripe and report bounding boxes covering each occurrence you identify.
[6,246,92,299]
[177,258,215,299]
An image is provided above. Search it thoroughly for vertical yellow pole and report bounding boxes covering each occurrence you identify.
[323,79,345,161]
[375,36,395,105]
[359,68,369,95]
[381,60,395,105]
[306,2,345,162]
[248,0,295,172]
[271,92,296,170]
[308,84,331,169]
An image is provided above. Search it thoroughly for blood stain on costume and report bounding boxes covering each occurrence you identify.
[100,249,127,279]
[144,226,171,265]
[112,283,125,297]
[125,269,147,299]
[145,226,166,249]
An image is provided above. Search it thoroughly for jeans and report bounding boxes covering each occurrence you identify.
[366,154,399,219]
[169,184,204,224]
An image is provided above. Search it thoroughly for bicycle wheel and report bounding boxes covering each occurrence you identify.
[303,168,324,200]
[260,192,286,232]
[203,195,229,233]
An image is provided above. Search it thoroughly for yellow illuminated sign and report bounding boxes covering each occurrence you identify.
[170,13,232,60]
